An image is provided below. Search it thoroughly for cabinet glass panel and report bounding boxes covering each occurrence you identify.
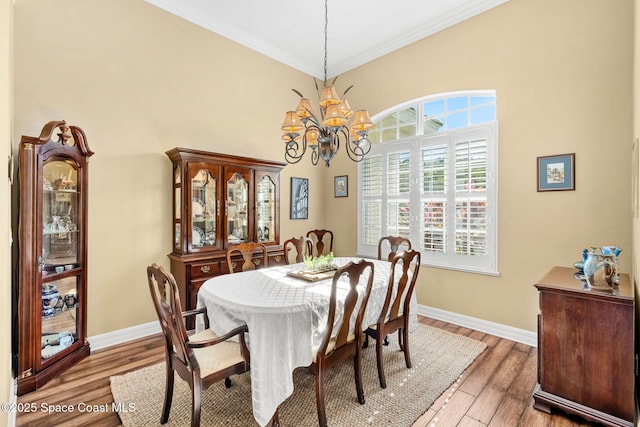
[227,172,248,244]
[174,165,181,220]
[42,160,79,272]
[174,165,181,250]
[256,175,275,242]
[41,276,79,361]
[191,169,216,248]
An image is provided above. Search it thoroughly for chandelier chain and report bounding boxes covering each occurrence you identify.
[281,0,373,167]
[323,0,328,84]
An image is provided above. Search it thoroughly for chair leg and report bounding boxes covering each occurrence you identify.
[314,369,328,427]
[376,335,387,389]
[161,366,174,424]
[354,345,366,404]
[224,377,232,388]
[191,377,202,427]
[270,408,280,427]
[402,327,412,368]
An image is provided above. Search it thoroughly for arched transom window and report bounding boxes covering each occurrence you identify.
[358,91,498,275]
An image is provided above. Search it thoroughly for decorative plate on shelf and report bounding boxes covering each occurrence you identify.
[192,198,205,218]
[192,226,205,247]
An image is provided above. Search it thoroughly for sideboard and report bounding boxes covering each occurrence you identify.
[532,266,634,427]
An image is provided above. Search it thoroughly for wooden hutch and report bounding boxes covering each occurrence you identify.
[166,148,286,318]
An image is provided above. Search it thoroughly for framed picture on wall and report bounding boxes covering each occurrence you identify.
[537,153,575,192]
[334,175,348,197]
[290,177,309,219]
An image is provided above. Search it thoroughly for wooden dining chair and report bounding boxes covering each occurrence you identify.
[307,259,374,427]
[226,242,268,273]
[377,235,412,261]
[146,263,250,427]
[364,249,421,388]
[283,236,312,264]
[306,229,334,257]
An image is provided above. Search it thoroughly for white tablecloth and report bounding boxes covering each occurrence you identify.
[196,257,417,426]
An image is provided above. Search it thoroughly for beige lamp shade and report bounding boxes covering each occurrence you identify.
[350,110,374,131]
[323,104,348,127]
[319,86,341,108]
[281,111,304,133]
[350,127,361,141]
[340,99,354,119]
[305,128,319,146]
[296,98,315,120]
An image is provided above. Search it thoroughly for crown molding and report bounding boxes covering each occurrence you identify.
[147,0,509,79]
[145,0,321,77]
[329,0,510,78]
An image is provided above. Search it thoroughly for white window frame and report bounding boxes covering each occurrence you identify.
[357,92,499,276]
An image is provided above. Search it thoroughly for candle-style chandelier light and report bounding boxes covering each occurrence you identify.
[281,0,373,167]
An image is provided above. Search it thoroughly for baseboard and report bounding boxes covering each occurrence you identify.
[86,307,537,353]
[87,321,161,352]
[417,304,537,347]
[7,374,16,427]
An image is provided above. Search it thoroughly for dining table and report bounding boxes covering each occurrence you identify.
[196,256,418,427]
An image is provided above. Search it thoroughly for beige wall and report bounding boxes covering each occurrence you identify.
[13,0,326,335]
[1,0,12,425]
[633,0,640,405]
[7,0,636,381]
[332,0,634,331]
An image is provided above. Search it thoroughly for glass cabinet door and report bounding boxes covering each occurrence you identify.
[190,167,217,250]
[42,160,79,271]
[256,174,276,243]
[226,172,249,245]
[40,159,80,361]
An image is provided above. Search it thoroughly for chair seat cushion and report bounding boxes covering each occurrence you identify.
[190,329,246,377]
[312,332,356,363]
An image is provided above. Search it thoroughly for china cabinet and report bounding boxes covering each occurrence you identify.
[532,266,634,427]
[166,148,286,316]
[16,121,93,395]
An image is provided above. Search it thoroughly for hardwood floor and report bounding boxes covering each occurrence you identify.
[15,316,598,426]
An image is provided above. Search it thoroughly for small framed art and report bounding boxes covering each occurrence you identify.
[290,177,309,219]
[334,175,348,197]
[537,153,575,192]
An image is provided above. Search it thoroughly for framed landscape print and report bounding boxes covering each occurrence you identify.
[334,175,348,197]
[537,153,575,192]
[290,177,308,219]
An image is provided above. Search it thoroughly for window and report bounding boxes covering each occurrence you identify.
[358,91,498,275]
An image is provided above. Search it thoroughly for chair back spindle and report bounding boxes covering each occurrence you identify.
[226,242,268,273]
[377,236,412,261]
[283,236,313,264]
[306,229,334,257]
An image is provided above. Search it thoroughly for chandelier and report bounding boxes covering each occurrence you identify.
[281,0,373,167]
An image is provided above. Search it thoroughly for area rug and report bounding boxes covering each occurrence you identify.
[110,324,486,426]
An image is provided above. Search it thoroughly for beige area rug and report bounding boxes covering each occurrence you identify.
[110,324,486,426]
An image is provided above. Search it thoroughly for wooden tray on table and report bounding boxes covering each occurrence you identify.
[286,266,338,282]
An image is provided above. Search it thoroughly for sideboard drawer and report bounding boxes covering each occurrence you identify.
[190,261,220,279]
[268,253,285,266]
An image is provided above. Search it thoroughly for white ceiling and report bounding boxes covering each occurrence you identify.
[146,0,509,80]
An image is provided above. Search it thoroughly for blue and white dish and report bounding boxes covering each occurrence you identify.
[192,226,205,247]
[192,198,205,218]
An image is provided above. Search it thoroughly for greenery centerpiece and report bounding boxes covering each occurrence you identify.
[303,252,335,273]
